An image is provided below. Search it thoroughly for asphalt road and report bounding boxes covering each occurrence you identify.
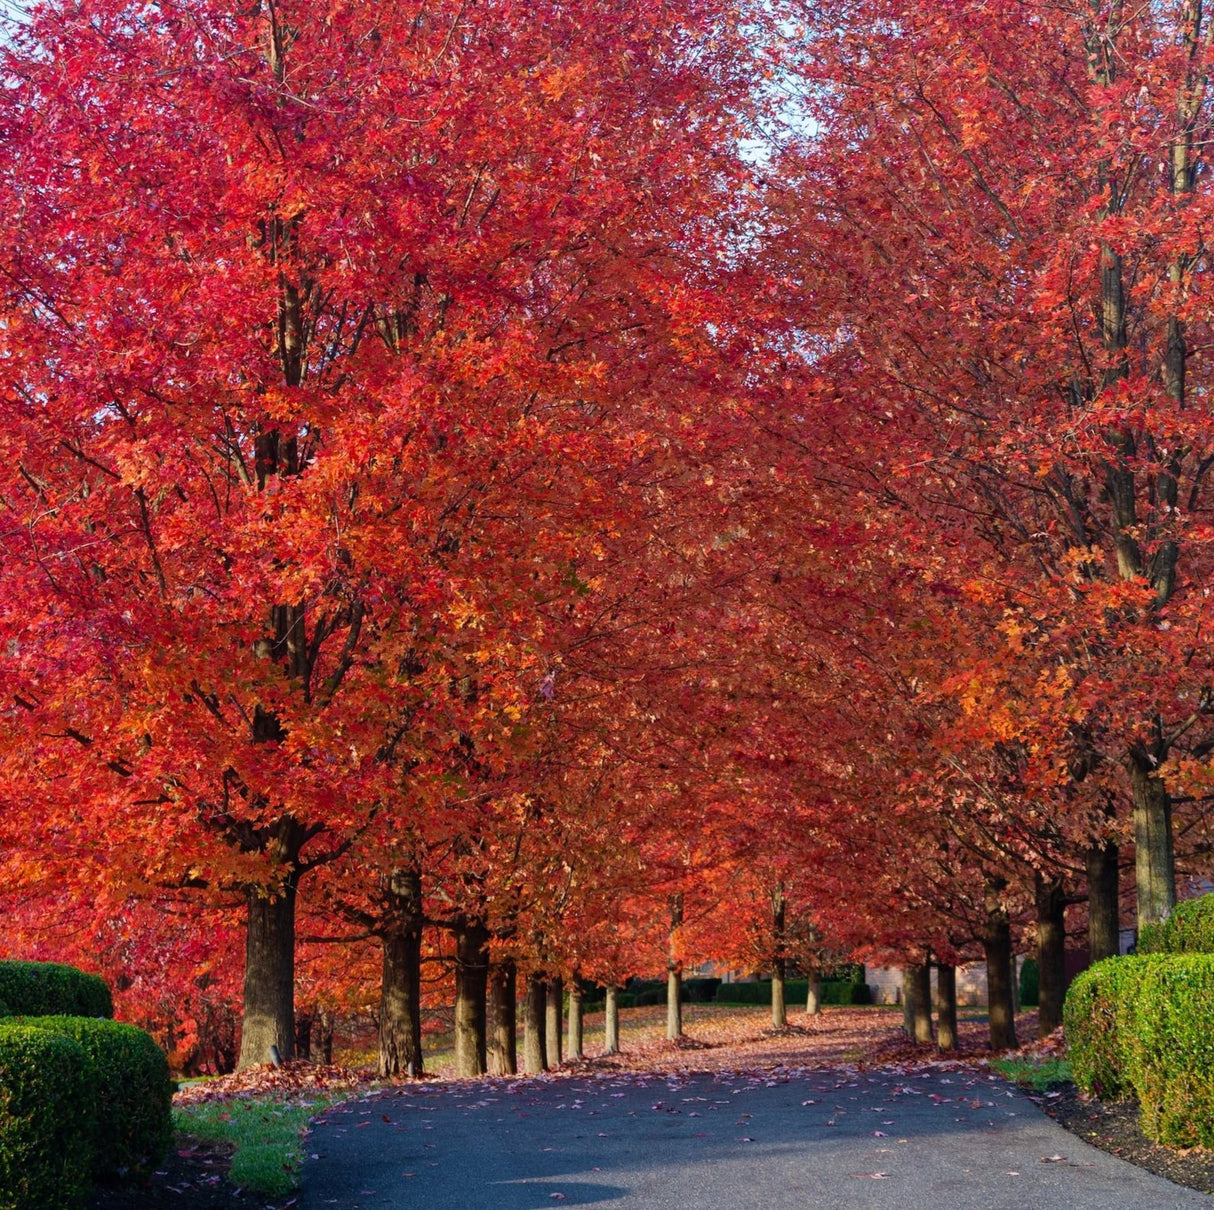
[300,1066,1209,1209]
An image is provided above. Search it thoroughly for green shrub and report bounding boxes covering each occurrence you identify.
[1063,955,1151,1100]
[634,988,664,1007]
[1122,957,1214,1147]
[21,1017,173,1181]
[0,1025,95,1210]
[1019,957,1039,1008]
[682,977,721,1003]
[1138,894,1214,955]
[820,979,873,1005]
[0,962,112,1020]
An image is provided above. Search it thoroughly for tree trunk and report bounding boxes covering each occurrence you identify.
[523,971,547,1074]
[909,960,933,1044]
[771,883,787,1028]
[487,959,517,1076]
[1086,840,1121,962]
[667,893,683,1041]
[294,1011,312,1060]
[1035,871,1067,1037]
[378,868,424,1078]
[237,879,298,1069]
[936,963,957,1052]
[545,974,563,1067]
[567,975,584,1060]
[1131,761,1176,933]
[982,880,1018,1050]
[604,985,620,1055]
[806,970,822,1016]
[453,917,489,1077]
[315,1008,333,1065]
[900,967,915,1036]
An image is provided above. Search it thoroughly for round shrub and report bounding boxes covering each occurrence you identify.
[1137,893,1214,955]
[1124,956,1214,1147]
[1063,955,1151,1099]
[0,1024,95,1210]
[0,962,112,1019]
[20,1017,173,1181]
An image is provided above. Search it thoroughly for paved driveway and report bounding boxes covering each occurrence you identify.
[300,1066,1208,1209]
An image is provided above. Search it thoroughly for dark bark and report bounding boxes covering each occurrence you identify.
[378,868,424,1078]
[1035,871,1067,1037]
[1086,840,1121,961]
[900,967,914,1036]
[523,971,547,1074]
[545,974,564,1067]
[982,880,1019,1050]
[294,1012,312,1060]
[237,879,298,1069]
[604,985,620,1055]
[936,963,958,1052]
[315,1008,333,1065]
[487,959,518,1076]
[1131,760,1176,932]
[567,975,584,1061]
[453,917,489,1077]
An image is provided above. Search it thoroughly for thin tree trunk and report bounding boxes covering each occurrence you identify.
[667,893,683,1041]
[771,883,787,1028]
[315,1008,333,1065]
[523,972,547,1074]
[901,967,915,1036]
[238,879,298,1069]
[567,975,584,1061]
[936,963,957,1052]
[983,880,1018,1050]
[487,959,517,1076]
[604,985,620,1055]
[545,974,563,1067]
[1131,761,1176,932]
[1035,872,1067,1037]
[294,1011,312,1060]
[806,970,822,1016]
[909,960,933,1044]
[666,966,683,1040]
[1086,840,1121,962]
[453,917,489,1077]
[771,966,787,1029]
[378,868,424,1078]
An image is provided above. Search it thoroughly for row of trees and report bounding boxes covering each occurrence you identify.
[2,0,1214,1070]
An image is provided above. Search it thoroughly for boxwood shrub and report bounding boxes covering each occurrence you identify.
[0,962,112,1020]
[1063,955,1151,1100]
[1137,893,1214,956]
[0,1024,95,1210]
[20,1017,173,1181]
[1121,957,1214,1147]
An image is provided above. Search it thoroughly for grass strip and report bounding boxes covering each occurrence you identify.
[174,1093,351,1197]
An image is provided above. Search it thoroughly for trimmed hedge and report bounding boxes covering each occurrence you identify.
[0,1025,95,1210]
[1063,955,1151,1100]
[0,962,112,1020]
[714,978,872,1006]
[20,1017,173,1181]
[1064,954,1214,1146]
[1018,957,1039,1008]
[1138,893,1214,955]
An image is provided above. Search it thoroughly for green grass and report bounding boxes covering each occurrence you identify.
[991,1054,1072,1091]
[174,1093,352,1197]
